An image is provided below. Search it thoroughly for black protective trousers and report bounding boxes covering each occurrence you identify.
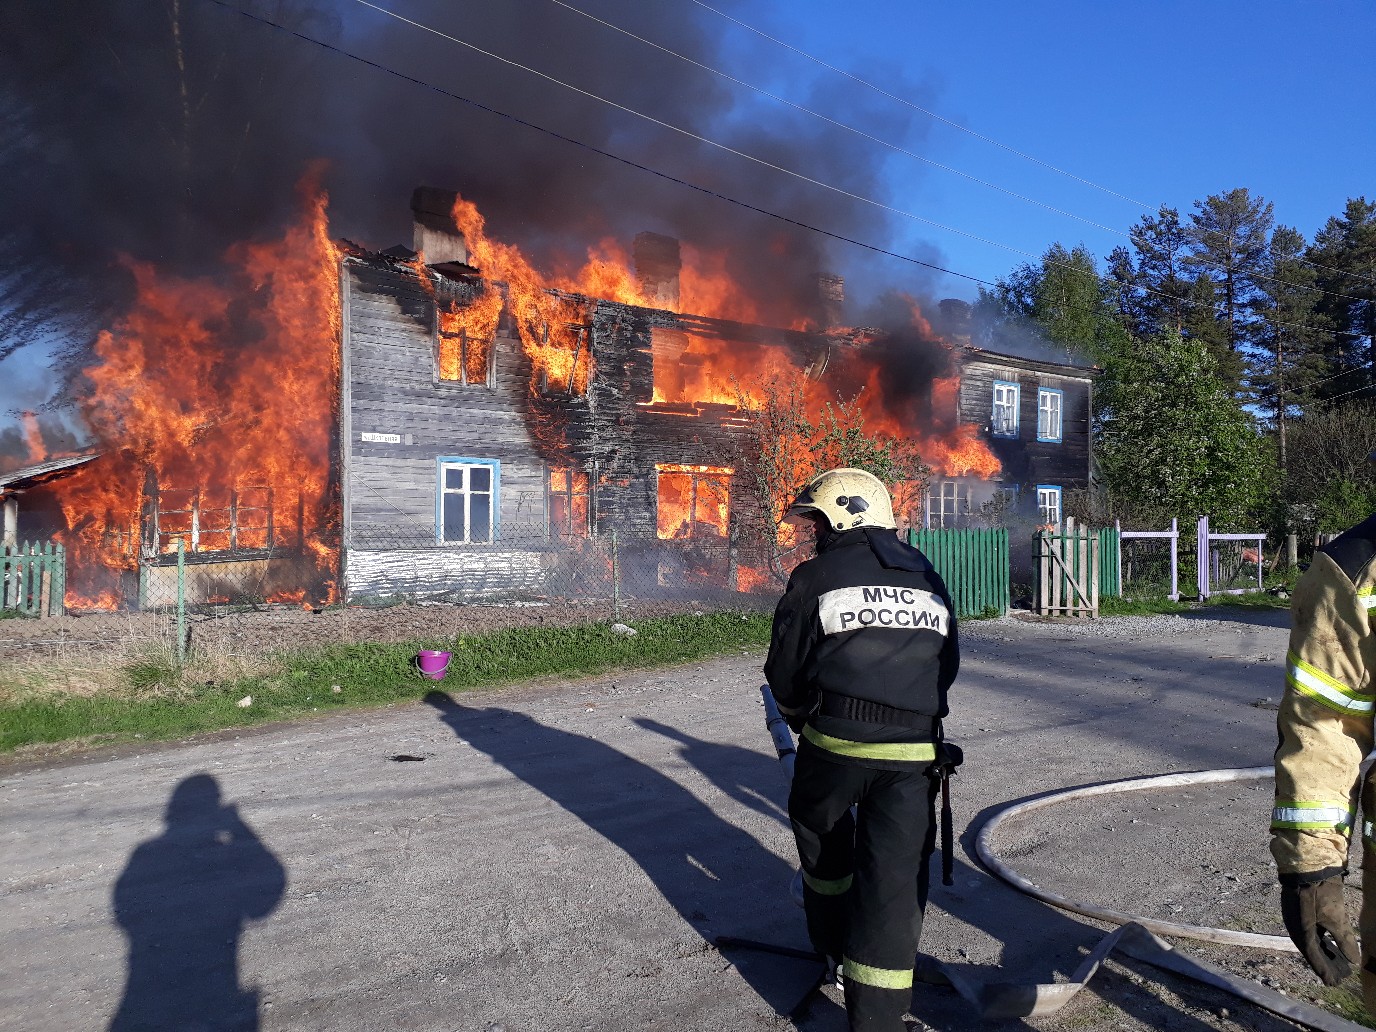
[788,741,938,1032]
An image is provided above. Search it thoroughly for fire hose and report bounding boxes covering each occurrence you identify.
[755,687,1368,1031]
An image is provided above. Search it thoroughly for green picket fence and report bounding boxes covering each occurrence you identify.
[907,527,1009,619]
[1098,526,1121,598]
[1,541,66,618]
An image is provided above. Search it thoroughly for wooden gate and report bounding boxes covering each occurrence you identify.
[1035,518,1099,617]
[1,541,66,618]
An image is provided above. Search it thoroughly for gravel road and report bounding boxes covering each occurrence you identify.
[4,607,1361,1031]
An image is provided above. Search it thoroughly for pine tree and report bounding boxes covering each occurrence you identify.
[1308,197,1376,402]
[1182,189,1274,390]
[1249,225,1326,472]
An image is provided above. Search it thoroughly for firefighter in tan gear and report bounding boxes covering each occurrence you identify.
[1272,452,1376,1001]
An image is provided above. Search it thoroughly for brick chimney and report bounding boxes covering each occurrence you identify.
[411,187,469,266]
[818,273,845,329]
[634,232,680,309]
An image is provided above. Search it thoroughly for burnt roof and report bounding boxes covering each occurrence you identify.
[0,452,101,495]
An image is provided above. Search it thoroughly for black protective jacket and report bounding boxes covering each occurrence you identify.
[764,528,959,770]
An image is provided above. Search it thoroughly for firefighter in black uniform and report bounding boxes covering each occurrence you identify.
[765,467,959,1032]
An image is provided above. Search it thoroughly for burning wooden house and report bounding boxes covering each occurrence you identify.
[20,186,1093,610]
[334,188,1093,602]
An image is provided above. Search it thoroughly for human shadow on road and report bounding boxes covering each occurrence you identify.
[108,774,286,1032]
[633,717,789,823]
[423,691,812,1017]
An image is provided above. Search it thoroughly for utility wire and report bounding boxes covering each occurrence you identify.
[202,0,987,286]
[684,0,1151,209]
[207,0,1366,404]
[548,0,1125,239]
[347,0,1364,343]
[575,0,1376,309]
[688,0,1376,293]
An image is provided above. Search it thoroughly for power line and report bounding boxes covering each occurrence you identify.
[206,0,1365,404]
[684,0,1151,209]
[202,0,989,287]
[547,0,1125,239]
[688,0,1376,295]
[347,0,1365,344]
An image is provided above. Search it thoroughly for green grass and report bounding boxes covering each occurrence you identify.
[0,612,772,755]
[1208,589,1290,609]
[1098,594,1196,617]
[1318,984,1376,1028]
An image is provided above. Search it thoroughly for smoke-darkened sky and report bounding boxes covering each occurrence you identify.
[0,0,946,464]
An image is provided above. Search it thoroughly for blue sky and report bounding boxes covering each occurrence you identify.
[3,0,1373,448]
[719,0,1375,300]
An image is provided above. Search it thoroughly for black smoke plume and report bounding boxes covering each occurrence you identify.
[1,0,937,406]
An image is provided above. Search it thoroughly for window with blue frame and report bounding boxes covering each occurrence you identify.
[992,381,1019,437]
[1037,388,1063,442]
[438,458,499,543]
[1037,485,1062,526]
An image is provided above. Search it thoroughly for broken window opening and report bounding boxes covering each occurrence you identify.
[537,322,590,396]
[548,468,591,539]
[437,326,495,387]
[656,464,733,540]
[153,486,275,555]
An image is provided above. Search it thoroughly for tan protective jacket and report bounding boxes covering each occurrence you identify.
[1271,514,1376,876]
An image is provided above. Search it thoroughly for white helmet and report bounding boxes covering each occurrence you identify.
[784,467,896,532]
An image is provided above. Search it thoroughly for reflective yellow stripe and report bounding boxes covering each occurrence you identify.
[843,956,913,990]
[1286,651,1374,714]
[1359,589,1376,611]
[802,725,936,762]
[1271,800,1354,831]
[802,871,853,896]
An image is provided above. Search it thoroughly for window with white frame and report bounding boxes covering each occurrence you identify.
[1037,388,1063,442]
[1037,485,1062,527]
[438,459,498,544]
[991,381,1019,437]
[926,479,964,529]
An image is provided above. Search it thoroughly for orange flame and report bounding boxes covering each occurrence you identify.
[20,412,45,463]
[48,179,341,609]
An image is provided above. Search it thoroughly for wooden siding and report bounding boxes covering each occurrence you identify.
[957,356,1094,491]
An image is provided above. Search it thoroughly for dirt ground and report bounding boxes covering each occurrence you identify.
[3,607,1371,1032]
[0,594,775,659]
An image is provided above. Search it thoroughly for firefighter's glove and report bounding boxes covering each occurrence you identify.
[785,712,809,735]
[1280,870,1358,985]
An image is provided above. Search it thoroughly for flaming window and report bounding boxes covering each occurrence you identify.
[991,382,1020,437]
[439,459,497,544]
[536,321,591,396]
[437,326,494,387]
[548,468,590,539]
[151,486,273,555]
[656,464,732,540]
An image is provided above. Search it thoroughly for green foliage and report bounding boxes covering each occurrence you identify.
[1098,594,1194,617]
[1096,330,1270,527]
[1309,197,1376,396]
[1285,401,1376,531]
[974,242,1129,366]
[0,612,773,754]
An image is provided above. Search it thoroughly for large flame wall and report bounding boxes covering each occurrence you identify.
[52,186,342,608]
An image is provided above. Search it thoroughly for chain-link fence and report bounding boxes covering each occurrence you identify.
[0,527,783,684]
